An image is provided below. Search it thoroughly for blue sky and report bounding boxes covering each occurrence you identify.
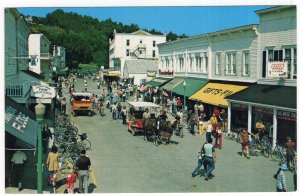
[18,6,272,36]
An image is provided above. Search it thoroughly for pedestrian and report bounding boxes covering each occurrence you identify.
[219,109,227,132]
[117,103,122,119]
[177,97,182,110]
[216,124,223,149]
[274,163,288,192]
[189,113,196,135]
[202,137,216,181]
[46,145,59,187]
[75,150,91,193]
[42,124,53,154]
[111,103,117,120]
[97,81,100,89]
[61,97,67,115]
[11,147,27,191]
[84,83,88,92]
[66,169,78,193]
[285,136,296,169]
[94,95,99,110]
[239,128,252,159]
[205,121,212,142]
[192,142,206,177]
[121,106,128,124]
[198,112,206,135]
[98,101,104,117]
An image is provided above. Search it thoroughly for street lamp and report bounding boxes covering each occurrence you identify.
[35,102,46,194]
[183,79,187,112]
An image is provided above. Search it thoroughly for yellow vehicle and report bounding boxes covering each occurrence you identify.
[70,92,94,116]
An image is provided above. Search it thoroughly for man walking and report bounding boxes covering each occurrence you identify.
[75,150,91,193]
[11,148,27,191]
[202,138,216,181]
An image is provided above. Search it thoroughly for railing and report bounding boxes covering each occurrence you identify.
[5,83,30,97]
[40,53,53,59]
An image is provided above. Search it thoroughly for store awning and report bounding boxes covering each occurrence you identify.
[189,82,248,107]
[147,77,171,88]
[103,71,121,77]
[5,96,38,148]
[172,78,209,97]
[162,77,184,92]
[226,84,296,110]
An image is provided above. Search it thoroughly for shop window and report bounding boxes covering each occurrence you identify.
[225,52,236,75]
[215,53,221,75]
[152,50,156,58]
[242,51,250,76]
[126,49,130,56]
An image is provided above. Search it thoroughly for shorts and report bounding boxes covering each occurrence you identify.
[242,142,249,149]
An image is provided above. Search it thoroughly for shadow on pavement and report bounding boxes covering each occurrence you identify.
[88,183,97,193]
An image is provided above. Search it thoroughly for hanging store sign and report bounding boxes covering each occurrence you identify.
[31,85,56,98]
[277,110,297,121]
[232,103,248,111]
[267,61,288,78]
[253,106,273,115]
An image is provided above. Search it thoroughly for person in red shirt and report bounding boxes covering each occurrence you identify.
[285,136,296,169]
[213,107,220,122]
[177,97,182,110]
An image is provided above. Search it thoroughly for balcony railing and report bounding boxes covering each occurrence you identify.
[5,83,31,97]
[40,53,53,60]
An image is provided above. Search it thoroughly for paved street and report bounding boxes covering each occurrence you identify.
[64,78,295,193]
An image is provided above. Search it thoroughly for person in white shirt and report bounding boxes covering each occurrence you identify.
[205,121,213,142]
[11,149,27,191]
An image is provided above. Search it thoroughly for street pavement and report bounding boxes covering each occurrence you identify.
[66,78,296,193]
[5,77,296,194]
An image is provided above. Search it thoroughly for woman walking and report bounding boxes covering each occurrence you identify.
[46,145,59,187]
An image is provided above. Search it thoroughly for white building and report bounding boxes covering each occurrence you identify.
[5,8,39,104]
[256,5,297,86]
[123,59,158,85]
[109,29,166,76]
[52,45,66,75]
[28,33,52,81]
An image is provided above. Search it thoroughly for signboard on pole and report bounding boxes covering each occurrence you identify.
[267,61,288,78]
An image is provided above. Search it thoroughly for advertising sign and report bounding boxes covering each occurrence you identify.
[267,61,288,78]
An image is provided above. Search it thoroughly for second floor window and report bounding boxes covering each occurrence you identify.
[226,52,236,75]
[126,49,130,56]
[126,39,130,46]
[243,51,250,76]
[153,41,156,47]
[215,53,221,75]
[152,50,156,57]
[195,55,200,72]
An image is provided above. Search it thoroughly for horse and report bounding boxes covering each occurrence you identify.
[143,117,158,145]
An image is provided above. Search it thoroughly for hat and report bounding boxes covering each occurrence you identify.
[281,163,288,170]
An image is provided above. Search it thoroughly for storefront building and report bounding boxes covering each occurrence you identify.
[227,84,296,148]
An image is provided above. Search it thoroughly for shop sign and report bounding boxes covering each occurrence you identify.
[5,106,29,132]
[267,61,288,78]
[277,110,297,121]
[31,85,56,98]
[232,103,248,111]
[253,106,273,115]
[203,88,233,97]
[147,71,156,77]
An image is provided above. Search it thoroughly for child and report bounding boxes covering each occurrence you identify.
[66,170,77,193]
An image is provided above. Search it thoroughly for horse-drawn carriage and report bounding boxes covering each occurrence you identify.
[127,101,173,145]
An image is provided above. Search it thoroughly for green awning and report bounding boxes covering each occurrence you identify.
[5,96,38,148]
[147,77,171,88]
[162,77,185,92]
[226,84,296,109]
[172,78,209,97]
